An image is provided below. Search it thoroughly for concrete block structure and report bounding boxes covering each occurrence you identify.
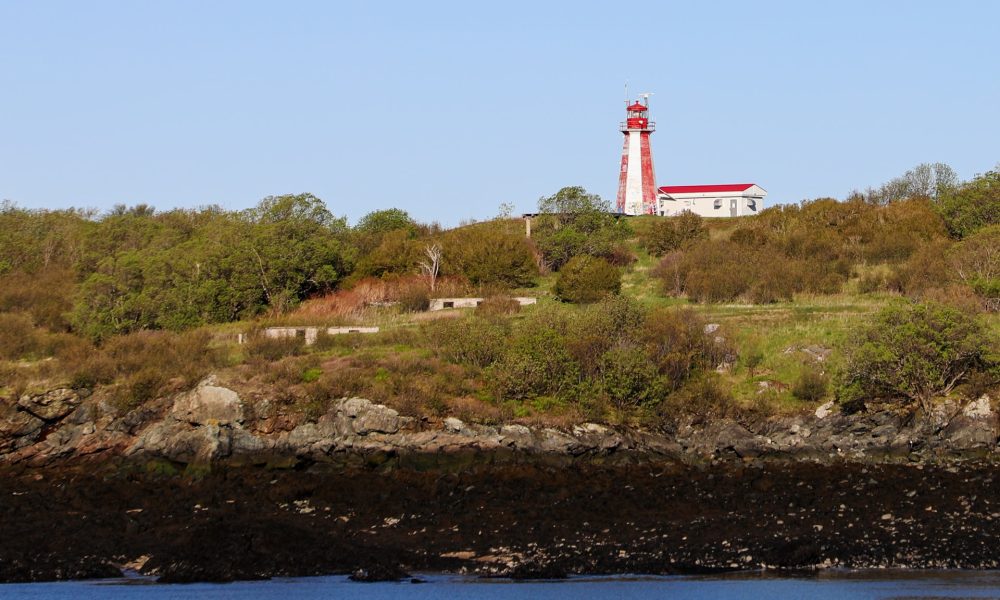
[428,297,538,311]
[244,326,380,346]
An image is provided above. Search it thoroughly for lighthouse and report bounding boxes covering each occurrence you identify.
[615,95,657,215]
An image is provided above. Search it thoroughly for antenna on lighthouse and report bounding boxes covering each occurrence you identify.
[624,81,629,105]
[639,92,653,106]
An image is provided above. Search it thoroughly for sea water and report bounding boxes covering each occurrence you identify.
[4,572,1000,600]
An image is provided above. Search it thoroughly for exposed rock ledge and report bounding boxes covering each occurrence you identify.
[1,377,997,468]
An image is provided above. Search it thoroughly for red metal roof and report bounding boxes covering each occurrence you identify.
[626,102,647,112]
[658,183,756,194]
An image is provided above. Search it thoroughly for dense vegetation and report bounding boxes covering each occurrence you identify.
[1,163,998,424]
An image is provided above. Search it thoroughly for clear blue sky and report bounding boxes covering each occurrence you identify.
[2,1,998,226]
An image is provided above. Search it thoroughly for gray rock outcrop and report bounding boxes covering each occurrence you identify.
[171,379,244,426]
[17,389,82,421]
[2,378,1000,467]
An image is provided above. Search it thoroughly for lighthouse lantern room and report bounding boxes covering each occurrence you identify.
[615,96,658,215]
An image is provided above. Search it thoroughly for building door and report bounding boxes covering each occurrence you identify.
[730,198,738,217]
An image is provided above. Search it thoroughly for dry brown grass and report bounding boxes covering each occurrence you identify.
[292,275,474,322]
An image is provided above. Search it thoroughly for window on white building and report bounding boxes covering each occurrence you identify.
[713,199,722,209]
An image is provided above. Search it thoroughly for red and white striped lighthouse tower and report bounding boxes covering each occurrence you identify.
[615,95,657,215]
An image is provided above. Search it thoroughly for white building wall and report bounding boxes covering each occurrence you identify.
[657,190,765,218]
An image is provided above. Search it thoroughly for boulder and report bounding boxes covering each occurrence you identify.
[499,424,533,449]
[942,395,998,450]
[0,403,45,453]
[285,421,340,455]
[17,389,81,421]
[338,398,400,435]
[171,381,243,426]
[712,422,765,458]
[537,428,581,454]
[571,423,623,451]
[159,425,233,462]
[814,401,835,420]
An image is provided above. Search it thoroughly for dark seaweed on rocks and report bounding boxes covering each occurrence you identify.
[2,460,1000,584]
[2,383,1000,584]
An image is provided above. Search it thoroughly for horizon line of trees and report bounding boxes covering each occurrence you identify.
[0,161,997,342]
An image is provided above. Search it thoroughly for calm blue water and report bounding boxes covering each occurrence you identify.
[4,572,1000,600]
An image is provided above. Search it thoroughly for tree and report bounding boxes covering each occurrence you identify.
[250,193,343,230]
[554,255,621,303]
[854,163,959,205]
[352,208,419,257]
[836,301,999,413]
[70,195,351,338]
[418,243,442,291]
[538,185,610,219]
[949,225,1000,302]
[937,170,1000,238]
[354,229,421,279]
[533,186,632,270]
[443,226,537,287]
[245,194,350,312]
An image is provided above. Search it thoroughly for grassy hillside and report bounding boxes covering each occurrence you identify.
[1,170,998,426]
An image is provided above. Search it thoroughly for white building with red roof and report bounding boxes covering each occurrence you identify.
[611,96,767,218]
[656,183,767,218]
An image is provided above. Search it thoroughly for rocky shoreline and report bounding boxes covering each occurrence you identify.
[2,379,999,583]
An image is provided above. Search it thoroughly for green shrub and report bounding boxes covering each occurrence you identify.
[961,370,997,401]
[487,332,578,402]
[641,308,730,389]
[660,373,735,422]
[891,240,954,294]
[0,312,41,360]
[442,226,538,287]
[599,345,660,413]
[673,211,708,246]
[792,369,828,402]
[857,272,888,294]
[651,251,685,296]
[741,344,765,378]
[641,220,681,256]
[565,296,646,376]
[673,241,751,302]
[531,186,632,270]
[244,334,305,361]
[302,367,323,383]
[124,367,166,408]
[0,268,75,332]
[666,239,846,303]
[554,255,621,303]
[486,310,578,402]
[425,316,508,369]
[949,226,1000,302]
[398,285,430,312]
[937,170,1000,238]
[475,296,521,319]
[836,300,999,412]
